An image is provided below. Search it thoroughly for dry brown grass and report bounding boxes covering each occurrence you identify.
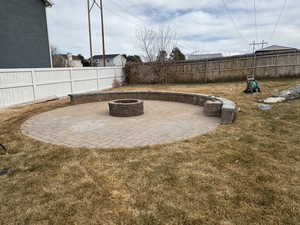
[0,79,300,225]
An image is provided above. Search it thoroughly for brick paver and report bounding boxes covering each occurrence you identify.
[21,101,220,148]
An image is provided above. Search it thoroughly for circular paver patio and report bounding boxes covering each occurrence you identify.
[21,100,220,148]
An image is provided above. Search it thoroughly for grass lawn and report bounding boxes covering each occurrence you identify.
[0,79,299,225]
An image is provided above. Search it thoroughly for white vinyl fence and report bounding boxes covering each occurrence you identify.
[0,66,124,108]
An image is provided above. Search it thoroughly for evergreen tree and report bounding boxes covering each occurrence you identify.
[126,55,142,63]
[170,47,186,61]
[157,50,168,62]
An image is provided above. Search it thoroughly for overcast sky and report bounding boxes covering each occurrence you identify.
[46,0,300,58]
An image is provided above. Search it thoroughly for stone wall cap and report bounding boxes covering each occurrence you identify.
[205,100,223,105]
[69,90,212,98]
[69,90,237,124]
[216,97,236,110]
[69,91,235,110]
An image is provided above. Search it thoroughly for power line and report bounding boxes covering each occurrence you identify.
[108,0,147,26]
[104,5,194,55]
[176,42,195,53]
[109,0,200,52]
[270,0,288,42]
[106,7,192,58]
[107,1,196,53]
[100,0,106,66]
[220,0,249,44]
[175,37,197,53]
[104,5,143,27]
[253,0,258,41]
[249,40,268,53]
[108,1,238,55]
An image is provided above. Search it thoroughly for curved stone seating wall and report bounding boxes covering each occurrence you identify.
[69,91,237,124]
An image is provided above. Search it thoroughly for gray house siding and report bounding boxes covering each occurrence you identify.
[0,0,51,68]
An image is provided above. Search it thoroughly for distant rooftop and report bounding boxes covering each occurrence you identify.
[187,53,223,60]
[256,45,297,53]
[54,54,82,60]
[92,54,124,59]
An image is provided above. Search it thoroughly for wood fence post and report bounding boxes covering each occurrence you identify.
[253,54,256,77]
[205,60,208,83]
[276,55,279,77]
[219,61,221,79]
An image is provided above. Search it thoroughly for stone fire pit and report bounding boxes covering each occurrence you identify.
[108,99,144,117]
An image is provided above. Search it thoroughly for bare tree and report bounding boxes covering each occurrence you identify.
[51,46,66,67]
[50,45,58,56]
[136,26,177,83]
[137,26,177,63]
[136,27,156,63]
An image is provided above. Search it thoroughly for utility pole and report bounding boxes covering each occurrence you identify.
[249,40,268,77]
[86,0,106,67]
[249,40,258,77]
[249,40,269,53]
[249,40,260,53]
[100,0,106,67]
[87,0,93,65]
[260,40,268,49]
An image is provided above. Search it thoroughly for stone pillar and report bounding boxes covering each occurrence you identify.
[204,100,223,117]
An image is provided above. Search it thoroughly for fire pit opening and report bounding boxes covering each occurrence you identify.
[113,99,140,104]
[108,99,144,117]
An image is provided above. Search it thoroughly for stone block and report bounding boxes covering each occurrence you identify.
[204,100,223,117]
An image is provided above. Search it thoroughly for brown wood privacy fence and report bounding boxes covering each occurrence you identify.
[126,51,300,84]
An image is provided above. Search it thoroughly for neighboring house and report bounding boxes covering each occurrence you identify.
[187,53,223,60]
[92,54,127,67]
[255,45,298,55]
[0,0,53,69]
[52,54,83,67]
